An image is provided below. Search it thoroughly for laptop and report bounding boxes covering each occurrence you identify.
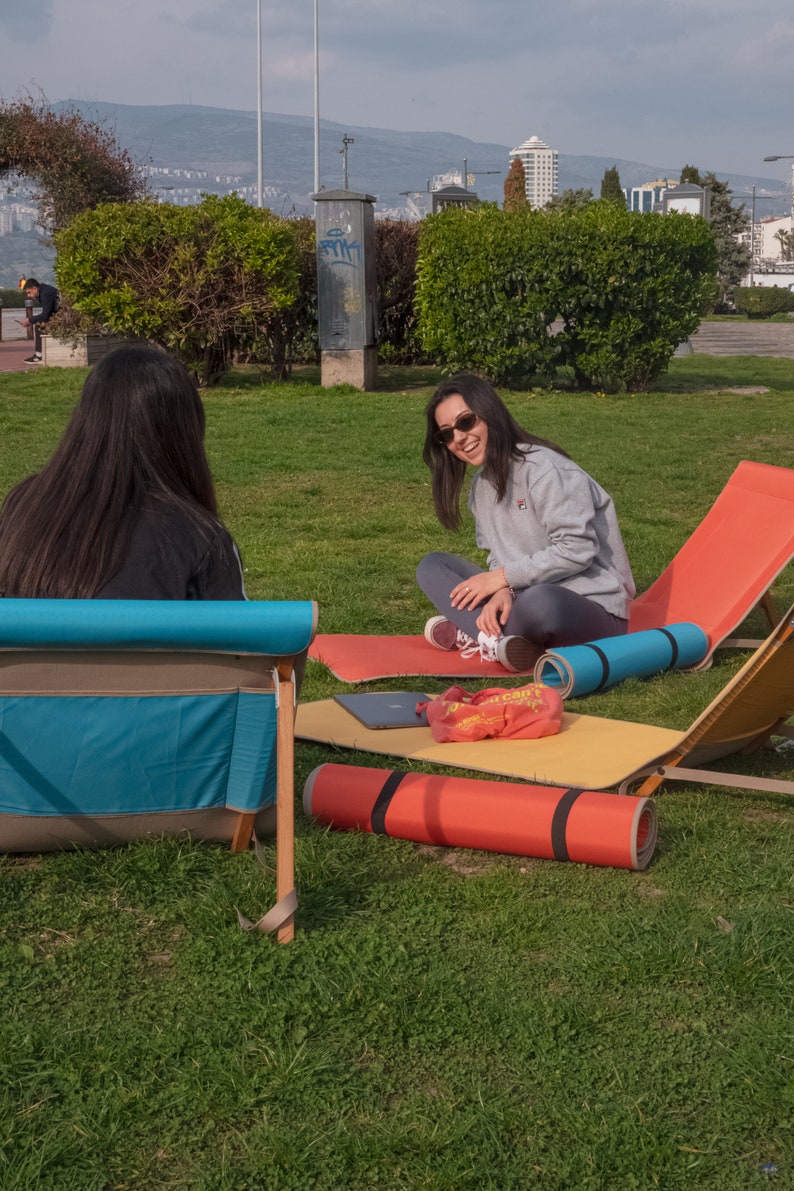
[334,691,431,730]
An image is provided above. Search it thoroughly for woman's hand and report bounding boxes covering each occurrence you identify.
[450,568,508,612]
[476,588,513,636]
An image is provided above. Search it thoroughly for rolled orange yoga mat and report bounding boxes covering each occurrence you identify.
[303,763,658,871]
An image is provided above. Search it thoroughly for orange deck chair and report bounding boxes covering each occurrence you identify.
[628,459,794,660]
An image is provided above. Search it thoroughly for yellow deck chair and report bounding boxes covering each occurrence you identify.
[295,604,794,798]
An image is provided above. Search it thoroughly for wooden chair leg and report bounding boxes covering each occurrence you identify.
[231,812,257,853]
[760,588,779,631]
[276,671,296,943]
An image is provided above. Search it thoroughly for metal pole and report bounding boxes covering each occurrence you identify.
[750,184,756,287]
[341,135,354,189]
[257,0,263,208]
[313,0,320,194]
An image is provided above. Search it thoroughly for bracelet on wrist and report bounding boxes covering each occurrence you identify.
[500,567,517,601]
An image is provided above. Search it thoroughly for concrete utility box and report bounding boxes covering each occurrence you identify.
[312,188,378,390]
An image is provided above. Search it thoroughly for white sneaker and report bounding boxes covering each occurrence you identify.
[460,631,501,663]
[497,635,543,673]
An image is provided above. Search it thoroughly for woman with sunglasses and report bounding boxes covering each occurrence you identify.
[0,346,245,600]
[417,374,634,671]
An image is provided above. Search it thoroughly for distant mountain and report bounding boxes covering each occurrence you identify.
[54,100,791,216]
[3,101,788,284]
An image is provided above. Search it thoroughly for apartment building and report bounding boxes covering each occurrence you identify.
[624,178,679,213]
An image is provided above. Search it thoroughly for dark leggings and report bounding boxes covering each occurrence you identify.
[416,552,627,648]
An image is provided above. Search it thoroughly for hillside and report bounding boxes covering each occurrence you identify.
[52,101,791,214]
[2,100,787,285]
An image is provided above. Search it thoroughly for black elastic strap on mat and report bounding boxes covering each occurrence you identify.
[655,627,679,670]
[550,787,584,861]
[370,770,407,835]
[583,643,610,693]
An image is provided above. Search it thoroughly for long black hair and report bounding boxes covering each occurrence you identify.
[0,346,224,598]
[422,374,568,530]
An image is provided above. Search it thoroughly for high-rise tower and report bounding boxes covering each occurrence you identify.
[508,135,558,208]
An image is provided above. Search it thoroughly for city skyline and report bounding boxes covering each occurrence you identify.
[1,0,793,182]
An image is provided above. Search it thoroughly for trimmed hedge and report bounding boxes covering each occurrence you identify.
[416,202,717,391]
[733,286,794,318]
[0,288,26,308]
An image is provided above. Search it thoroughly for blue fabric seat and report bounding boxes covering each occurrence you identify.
[0,599,318,942]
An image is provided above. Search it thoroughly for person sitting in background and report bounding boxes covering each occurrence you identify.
[18,277,60,363]
[0,345,246,600]
[417,374,635,672]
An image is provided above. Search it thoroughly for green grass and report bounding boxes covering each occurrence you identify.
[0,358,793,1189]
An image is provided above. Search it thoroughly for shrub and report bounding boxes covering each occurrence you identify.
[54,194,299,386]
[0,288,26,309]
[415,202,717,391]
[552,204,717,391]
[252,215,318,379]
[416,205,561,387]
[733,286,794,319]
[375,219,426,364]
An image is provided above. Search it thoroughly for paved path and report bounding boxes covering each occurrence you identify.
[0,339,39,373]
[690,320,794,358]
[1,308,32,341]
[0,308,39,371]
[546,318,794,359]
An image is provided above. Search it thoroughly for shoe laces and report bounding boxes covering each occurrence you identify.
[460,631,500,662]
[455,628,475,651]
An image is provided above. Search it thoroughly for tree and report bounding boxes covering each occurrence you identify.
[545,188,593,212]
[0,95,147,235]
[503,157,529,212]
[700,170,751,295]
[774,227,794,260]
[600,165,625,206]
[54,194,299,386]
[676,165,751,297]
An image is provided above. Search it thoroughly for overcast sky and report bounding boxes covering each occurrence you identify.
[2,0,792,182]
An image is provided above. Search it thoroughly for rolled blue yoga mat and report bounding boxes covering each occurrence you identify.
[533,623,710,698]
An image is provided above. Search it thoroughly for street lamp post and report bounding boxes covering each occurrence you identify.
[340,135,354,190]
[750,184,756,287]
[313,0,320,195]
[256,0,264,209]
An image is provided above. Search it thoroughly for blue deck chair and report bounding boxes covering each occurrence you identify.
[0,599,318,942]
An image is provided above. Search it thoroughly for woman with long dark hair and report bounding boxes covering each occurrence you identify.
[417,375,634,671]
[0,346,245,600]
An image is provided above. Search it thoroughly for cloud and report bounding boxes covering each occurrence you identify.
[0,0,791,179]
[0,3,55,47]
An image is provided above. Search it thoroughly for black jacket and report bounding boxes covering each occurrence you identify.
[30,283,60,325]
[96,499,246,600]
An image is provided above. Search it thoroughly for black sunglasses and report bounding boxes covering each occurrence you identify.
[434,410,480,445]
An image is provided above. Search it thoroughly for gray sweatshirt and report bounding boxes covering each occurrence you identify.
[468,445,635,619]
